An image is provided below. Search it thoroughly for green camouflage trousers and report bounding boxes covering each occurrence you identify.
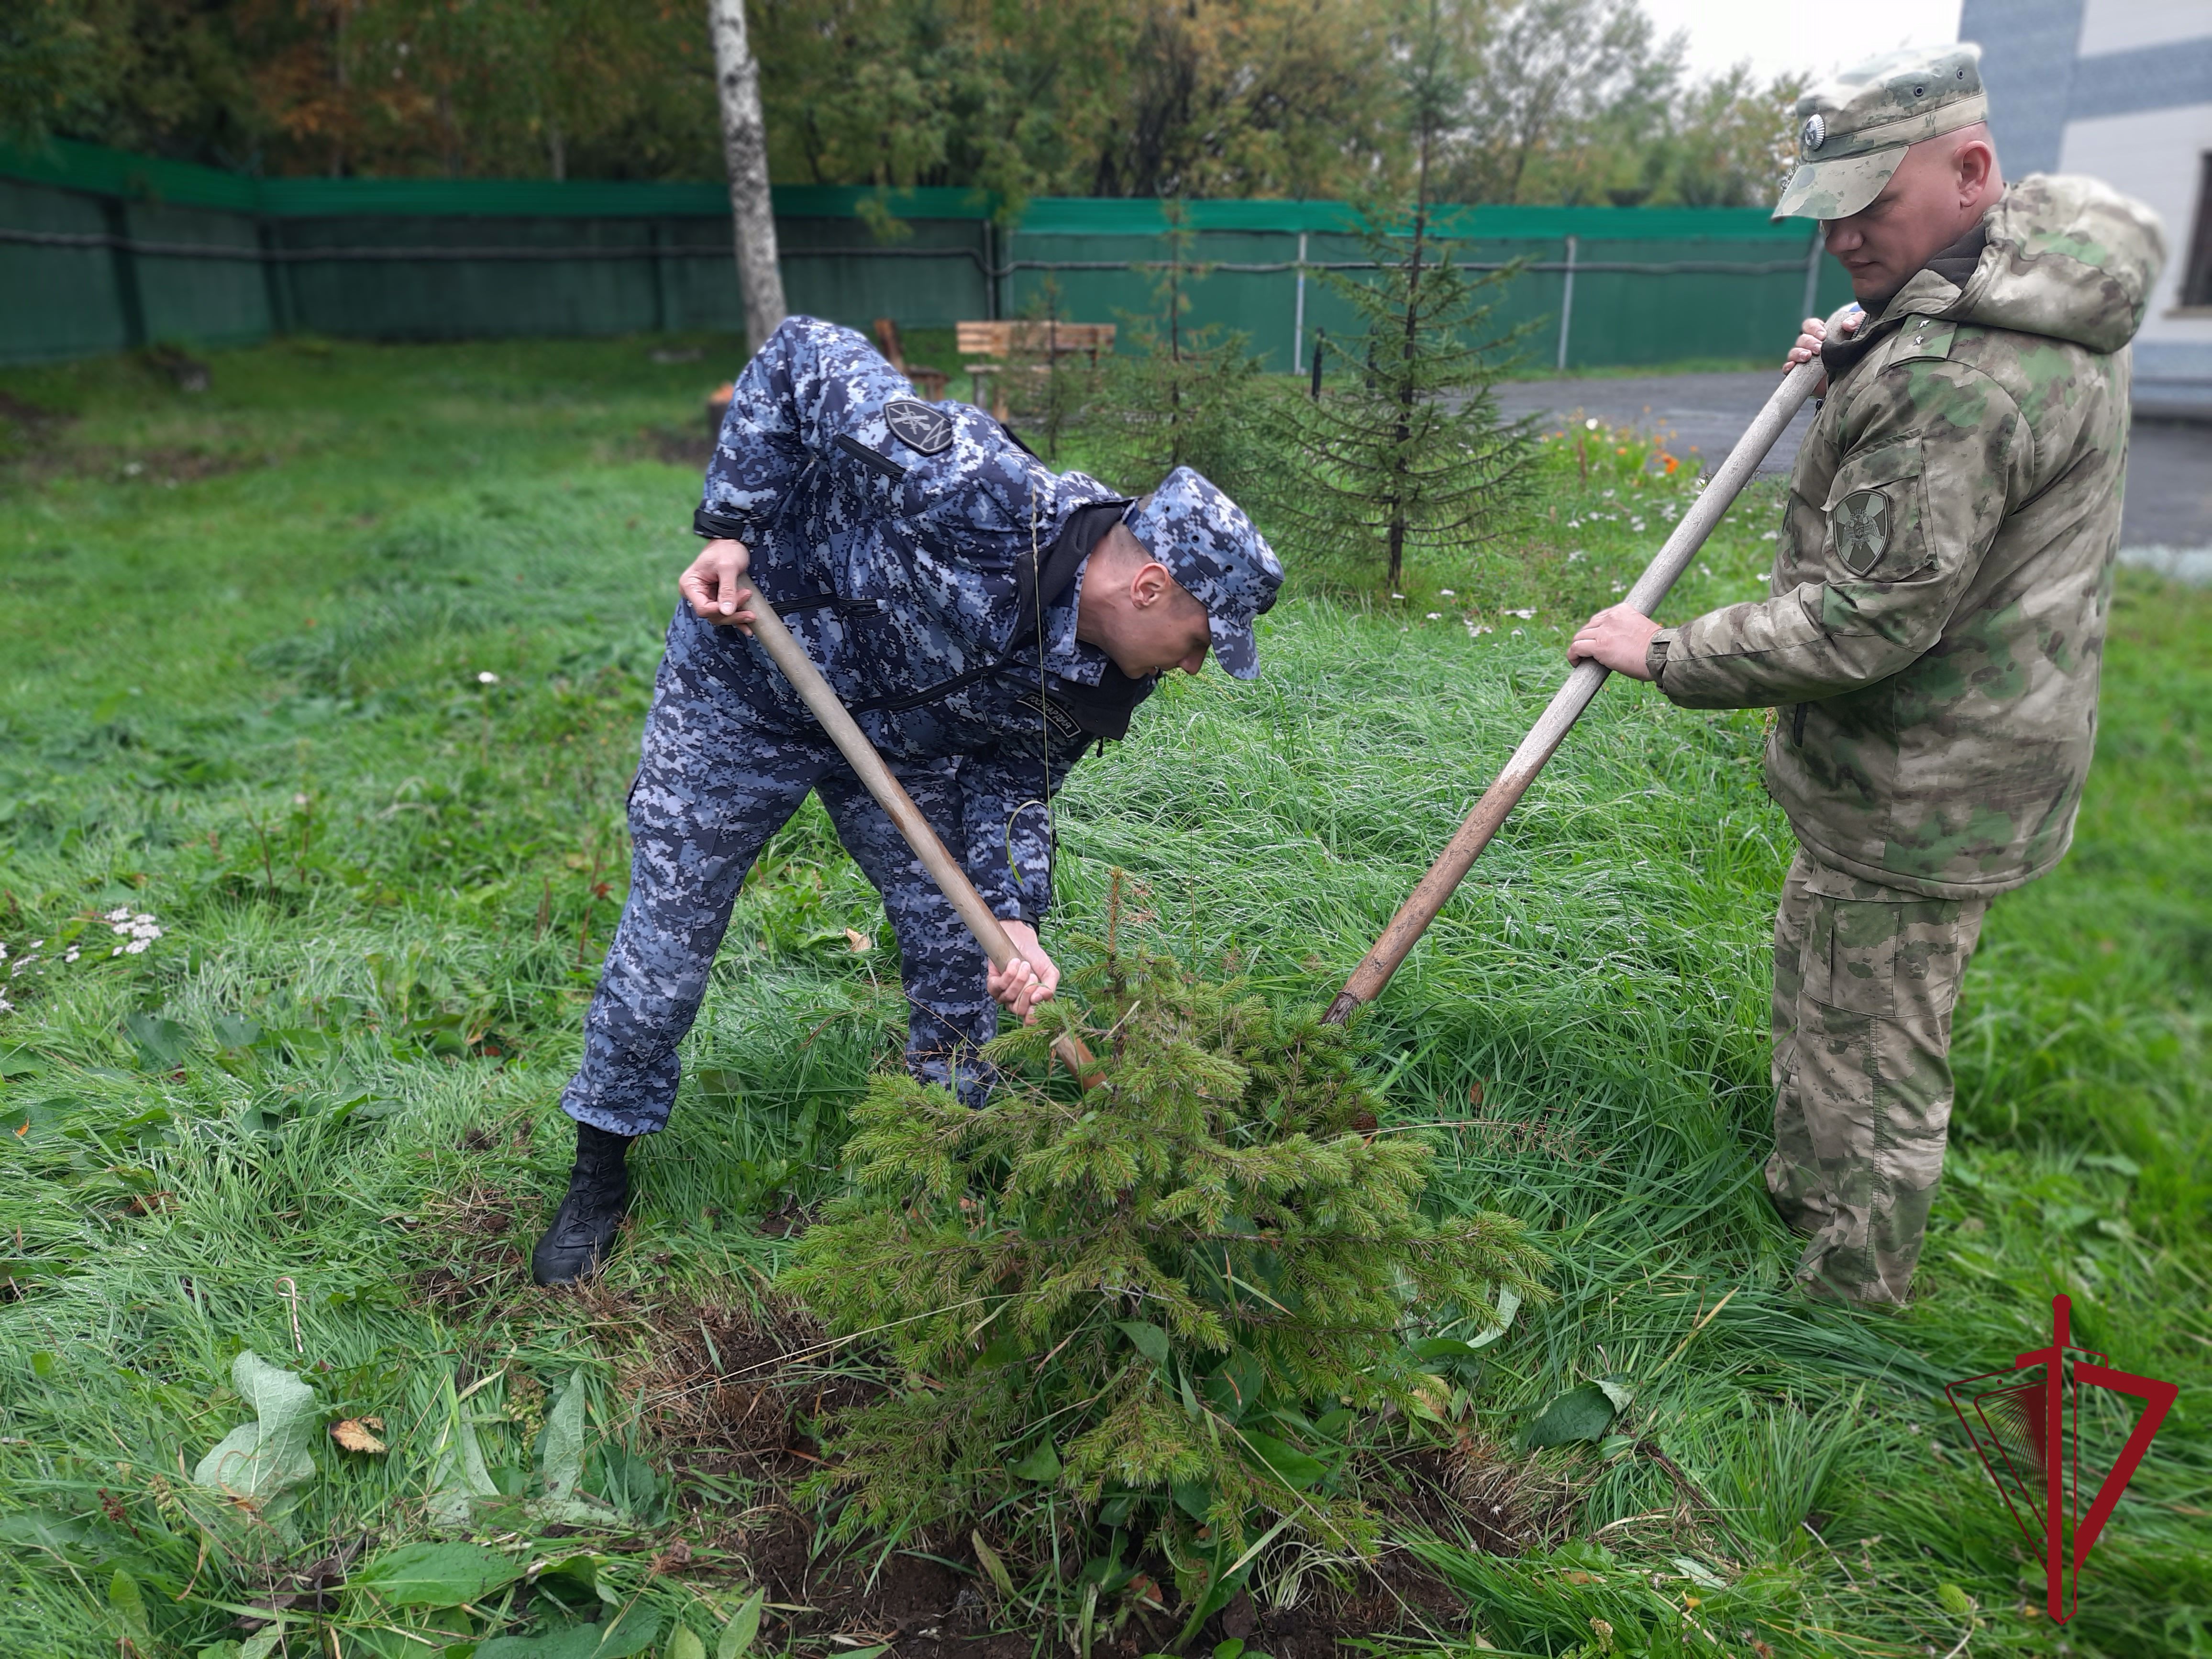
[1766,848,1988,1305]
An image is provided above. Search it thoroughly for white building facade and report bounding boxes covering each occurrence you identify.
[1963,0,2212,415]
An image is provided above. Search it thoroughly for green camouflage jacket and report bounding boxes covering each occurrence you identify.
[1649,174,2166,898]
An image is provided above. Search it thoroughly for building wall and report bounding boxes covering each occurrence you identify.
[1962,0,2212,410]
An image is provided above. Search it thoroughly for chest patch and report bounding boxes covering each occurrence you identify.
[884,398,954,456]
[1832,487,1892,573]
[1019,691,1089,745]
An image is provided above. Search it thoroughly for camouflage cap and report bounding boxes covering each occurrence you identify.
[1123,466,1283,679]
[1773,44,1990,221]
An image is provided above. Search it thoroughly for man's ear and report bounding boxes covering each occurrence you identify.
[1129,561,1173,608]
[1956,135,1998,201]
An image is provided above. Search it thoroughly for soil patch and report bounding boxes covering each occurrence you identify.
[714,1507,1479,1658]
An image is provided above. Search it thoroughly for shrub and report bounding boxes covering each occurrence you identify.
[779,907,1548,1620]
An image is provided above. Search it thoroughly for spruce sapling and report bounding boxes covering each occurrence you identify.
[1087,200,1269,500]
[1267,14,1535,589]
[779,881,1548,1600]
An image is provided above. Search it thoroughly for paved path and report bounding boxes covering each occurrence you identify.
[1496,371,2212,561]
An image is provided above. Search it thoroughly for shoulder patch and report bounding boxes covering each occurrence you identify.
[884,398,954,455]
[1831,487,1892,573]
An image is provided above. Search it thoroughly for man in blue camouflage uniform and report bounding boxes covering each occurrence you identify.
[534,315,1283,1284]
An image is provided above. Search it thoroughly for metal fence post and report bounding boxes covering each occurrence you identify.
[100,196,147,350]
[1800,228,1824,325]
[1554,233,1577,374]
[1293,229,1308,374]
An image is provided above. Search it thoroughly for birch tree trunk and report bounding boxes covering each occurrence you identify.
[707,0,785,347]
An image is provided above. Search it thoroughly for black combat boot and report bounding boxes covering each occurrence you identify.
[531,1121,633,1286]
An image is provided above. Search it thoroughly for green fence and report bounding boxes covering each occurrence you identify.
[0,139,1855,372]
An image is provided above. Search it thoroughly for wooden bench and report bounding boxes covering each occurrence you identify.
[957,320,1116,418]
[872,318,948,400]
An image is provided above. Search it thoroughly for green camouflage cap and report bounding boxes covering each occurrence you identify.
[1772,44,1990,221]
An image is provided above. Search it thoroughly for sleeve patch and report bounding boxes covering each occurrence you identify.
[885,398,955,455]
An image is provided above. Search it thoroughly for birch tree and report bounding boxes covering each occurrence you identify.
[708,0,785,345]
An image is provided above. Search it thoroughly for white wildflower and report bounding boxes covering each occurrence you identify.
[1390,593,1405,601]
[62,948,78,964]
[28,941,40,951]
[1438,588,1455,597]
[105,907,132,922]
[1602,489,1616,499]
[477,671,499,685]
[1512,627,1524,636]
[0,996,12,1014]
[1567,550,1586,563]
[1584,417,1599,431]
[1464,620,1493,638]
[1611,582,1626,594]
[1426,611,1442,620]
[292,792,309,807]
[125,939,151,955]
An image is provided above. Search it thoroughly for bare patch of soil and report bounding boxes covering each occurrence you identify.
[619,1291,881,1471]
[710,1506,1476,1658]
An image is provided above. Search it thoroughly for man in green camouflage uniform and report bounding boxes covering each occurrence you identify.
[1568,45,2166,1304]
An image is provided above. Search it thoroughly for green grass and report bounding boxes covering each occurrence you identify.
[0,335,2206,1658]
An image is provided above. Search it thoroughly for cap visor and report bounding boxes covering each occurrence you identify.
[1210,618,1260,679]
[1771,150,1904,221]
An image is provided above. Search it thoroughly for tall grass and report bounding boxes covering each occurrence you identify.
[0,337,2205,1657]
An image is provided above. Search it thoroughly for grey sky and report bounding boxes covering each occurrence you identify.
[1636,0,1965,86]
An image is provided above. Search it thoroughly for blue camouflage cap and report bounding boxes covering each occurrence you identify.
[1123,466,1283,679]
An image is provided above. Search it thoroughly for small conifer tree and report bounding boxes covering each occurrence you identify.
[1267,16,1535,589]
[1087,199,1269,499]
[780,891,1546,1618]
[1000,276,1096,462]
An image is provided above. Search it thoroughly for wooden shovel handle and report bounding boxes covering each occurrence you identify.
[1322,314,1852,1025]
[743,594,1103,1086]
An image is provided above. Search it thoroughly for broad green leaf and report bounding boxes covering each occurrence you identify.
[353,1541,525,1607]
[109,1567,151,1639]
[1937,1582,1974,1617]
[529,1369,620,1527]
[540,1369,588,1499]
[1115,1320,1171,1365]
[715,1587,764,1659]
[426,1367,499,1532]
[1010,1439,1062,1482]
[1595,1377,1633,1413]
[1522,1382,1619,1448]
[666,1627,707,1659]
[474,1607,658,1658]
[211,1015,263,1051]
[239,1631,283,1659]
[124,1012,191,1070]
[193,1351,319,1508]
[1237,1429,1325,1490]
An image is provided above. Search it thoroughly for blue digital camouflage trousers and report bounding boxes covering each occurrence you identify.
[560,619,1002,1136]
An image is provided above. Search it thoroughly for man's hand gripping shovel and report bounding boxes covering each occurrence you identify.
[1322,306,1857,1025]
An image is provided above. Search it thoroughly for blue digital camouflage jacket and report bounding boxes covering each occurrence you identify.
[684,315,1146,925]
